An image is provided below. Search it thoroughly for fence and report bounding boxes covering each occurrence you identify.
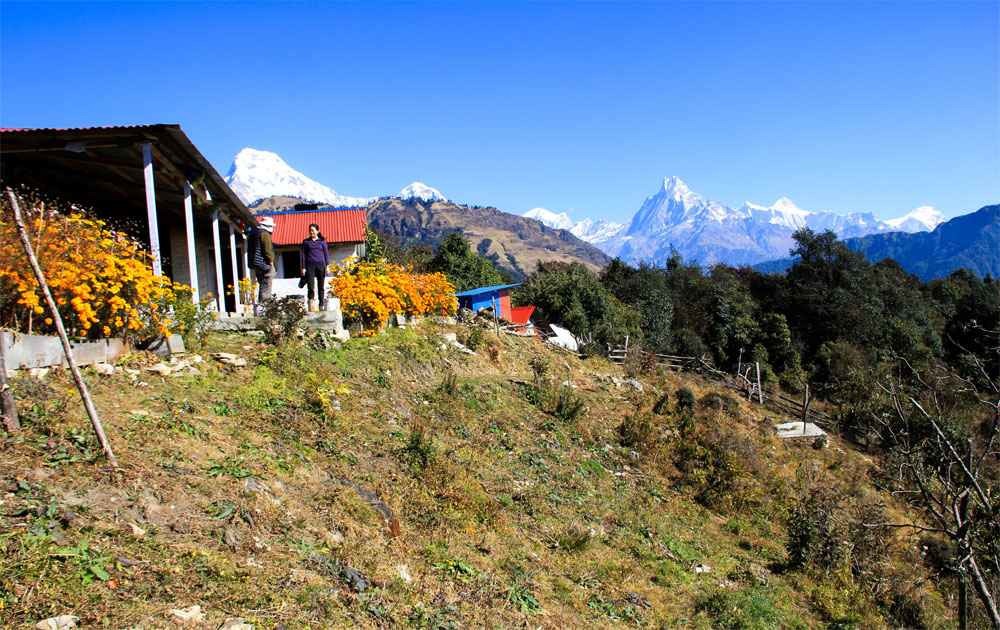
[607,342,833,428]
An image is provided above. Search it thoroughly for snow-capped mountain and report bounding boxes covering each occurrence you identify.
[523,208,624,245]
[601,177,944,266]
[399,181,447,202]
[884,205,945,233]
[225,148,371,207]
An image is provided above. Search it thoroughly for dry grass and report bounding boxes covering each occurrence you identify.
[0,323,950,628]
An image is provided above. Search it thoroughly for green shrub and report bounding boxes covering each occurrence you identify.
[786,487,850,572]
[400,425,437,474]
[652,391,670,415]
[698,392,739,414]
[675,387,695,413]
[550,385,585,424]
[617,409,655,450]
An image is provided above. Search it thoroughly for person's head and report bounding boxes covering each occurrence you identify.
[309,223,323,240]
[257,216,275,233]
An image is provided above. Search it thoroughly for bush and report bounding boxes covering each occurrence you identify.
[172,288,217,349]
[259,296,307,344]
[400,424,437,474]
[617,409,655,450]
[331,259,457,335]
[698,392,739,415]
[786,487,851,572]
[675,387,696,413]
[652,392,670,415]
[0,190,184,342]
[550,385,585,424]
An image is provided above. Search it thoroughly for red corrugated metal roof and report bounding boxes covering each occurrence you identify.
[264,209,367,246]
[509,305,535,325]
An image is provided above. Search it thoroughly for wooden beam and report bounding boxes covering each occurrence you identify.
[211,209,226,314]
[142,143,163,276]
[183,180,200,303]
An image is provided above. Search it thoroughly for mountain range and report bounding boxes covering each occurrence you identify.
[523,177,944,267]
[223,147,1000,280]
[755,204,1000,280]
[223,147,610,277]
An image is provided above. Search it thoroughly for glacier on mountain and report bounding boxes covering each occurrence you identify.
[224,147,371,207]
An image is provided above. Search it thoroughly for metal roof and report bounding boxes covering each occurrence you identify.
[0,124,254,226]
[454,283,521,297]
[258,209,367,246]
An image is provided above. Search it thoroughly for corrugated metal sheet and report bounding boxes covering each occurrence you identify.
[262,209,367,246]
[454,283,521,297]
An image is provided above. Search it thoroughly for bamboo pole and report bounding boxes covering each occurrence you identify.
[5,189,118,467]
[0,331,19,433]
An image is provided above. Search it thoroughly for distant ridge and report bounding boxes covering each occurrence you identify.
[754,204,1000,280]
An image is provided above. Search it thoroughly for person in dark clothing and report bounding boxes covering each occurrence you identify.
[300,223,330,311]
[248,217,276,310]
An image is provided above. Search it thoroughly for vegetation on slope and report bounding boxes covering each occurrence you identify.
[1,323,957,628]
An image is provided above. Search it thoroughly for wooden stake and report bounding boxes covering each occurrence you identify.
[5,188,118,467]
[0,331,19,433]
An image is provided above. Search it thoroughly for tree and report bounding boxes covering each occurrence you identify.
[870,359,1000,629]
[518,261,640,352]
[426,232,505,292]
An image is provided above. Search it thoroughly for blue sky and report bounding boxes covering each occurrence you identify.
[2,1,997,222]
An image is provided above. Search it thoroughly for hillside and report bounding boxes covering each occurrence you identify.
[1,324,951,628]
[367,197,611,279]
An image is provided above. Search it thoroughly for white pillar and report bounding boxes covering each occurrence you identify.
[241,232,250,286]
[183,181,199,303]
[211,210,226,314]
[228,222,240,309]
[142,143,162,276]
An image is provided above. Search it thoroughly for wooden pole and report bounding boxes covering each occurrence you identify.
[490,296,500,337]
[755,361,764,404]
[5,188,117,467]
[801,383,811,435]
[0,331,19,433]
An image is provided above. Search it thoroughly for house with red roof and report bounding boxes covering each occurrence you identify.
[254,207,367,299]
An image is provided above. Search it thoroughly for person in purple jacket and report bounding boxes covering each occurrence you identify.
[300,223,330,311]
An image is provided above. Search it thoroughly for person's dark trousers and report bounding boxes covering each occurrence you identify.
[304,264,327,307]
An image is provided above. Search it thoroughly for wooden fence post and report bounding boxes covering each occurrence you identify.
[5,189,118,467]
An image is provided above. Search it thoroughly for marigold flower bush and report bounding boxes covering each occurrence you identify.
[330,258,457,335]
[0,191,187,342]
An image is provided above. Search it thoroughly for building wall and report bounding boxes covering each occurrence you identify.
[165,218,219,302]
[274,242,362,279]
[460,290,511,318]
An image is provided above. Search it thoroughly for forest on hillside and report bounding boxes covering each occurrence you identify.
[380,225,1000,626]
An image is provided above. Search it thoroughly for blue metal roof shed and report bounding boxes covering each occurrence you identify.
[455,283,520,320]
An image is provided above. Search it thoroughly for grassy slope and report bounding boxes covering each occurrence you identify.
[1,323,950,628]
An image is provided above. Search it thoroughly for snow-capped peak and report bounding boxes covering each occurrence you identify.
[224,147,370,207]
[399,181,446,202]
[884,205,944,232]
[770,196,808,216]
[524,207,574,230]
[523,207,624,244]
